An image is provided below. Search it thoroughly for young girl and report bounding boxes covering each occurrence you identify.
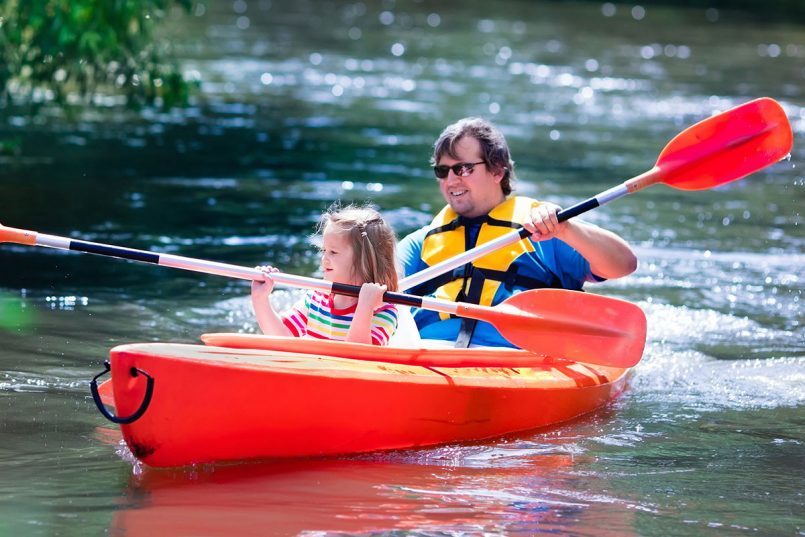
[251,205,399,346]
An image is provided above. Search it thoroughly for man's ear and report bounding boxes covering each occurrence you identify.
[493,167,506,184]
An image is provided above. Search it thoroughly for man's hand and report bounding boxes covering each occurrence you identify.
[523,201,566,242]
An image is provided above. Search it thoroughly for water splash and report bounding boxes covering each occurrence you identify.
[635,302,805,410]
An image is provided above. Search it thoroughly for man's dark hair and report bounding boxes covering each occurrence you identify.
[430,117,516,195]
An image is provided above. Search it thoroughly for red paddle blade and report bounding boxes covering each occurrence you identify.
[656,97,793,191]
[487,289,647,368]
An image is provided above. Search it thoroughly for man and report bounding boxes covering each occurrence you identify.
[397,117,637,348]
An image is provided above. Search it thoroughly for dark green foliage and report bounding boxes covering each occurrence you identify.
[0,0,196,107]
[565,0,805,23]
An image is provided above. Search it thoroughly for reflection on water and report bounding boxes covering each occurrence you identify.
[0,0,803,536]
[106,438,640,536]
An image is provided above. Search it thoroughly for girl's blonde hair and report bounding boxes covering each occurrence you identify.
[318,204,399,292]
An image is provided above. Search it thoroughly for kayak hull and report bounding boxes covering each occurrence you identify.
[106,341,630,467]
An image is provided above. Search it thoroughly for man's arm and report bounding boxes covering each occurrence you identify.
[397,227,428,278]
[524,202,637,279]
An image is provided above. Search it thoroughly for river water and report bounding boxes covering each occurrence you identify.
[0,1,803,535]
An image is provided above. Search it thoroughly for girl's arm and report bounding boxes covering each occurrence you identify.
[346,283,387,344]
[250,266,294,337]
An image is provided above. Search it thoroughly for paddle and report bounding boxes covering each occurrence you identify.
[0,224,645,367]
[399,97,793,291]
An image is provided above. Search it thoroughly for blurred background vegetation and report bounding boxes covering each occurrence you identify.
[0,0,195,108]
[0,0,802,110]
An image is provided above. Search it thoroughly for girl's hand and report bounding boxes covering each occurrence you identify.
[347,282,389,345]
[250,265,295,337]
[358,282,387,311]
[523,201,568,242]
[251,265,279,298]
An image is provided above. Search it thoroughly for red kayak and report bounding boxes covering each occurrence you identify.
[92,335,634,468]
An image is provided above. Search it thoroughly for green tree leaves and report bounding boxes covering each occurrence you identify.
[0,0,197,107]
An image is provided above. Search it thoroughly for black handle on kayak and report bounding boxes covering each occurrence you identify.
[90,360,154,424]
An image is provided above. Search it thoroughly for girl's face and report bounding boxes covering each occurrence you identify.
[320,225,357,285]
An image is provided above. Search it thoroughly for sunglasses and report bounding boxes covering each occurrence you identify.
[433,161,485,180]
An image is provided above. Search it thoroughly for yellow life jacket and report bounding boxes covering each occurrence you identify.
[417,196,560,319]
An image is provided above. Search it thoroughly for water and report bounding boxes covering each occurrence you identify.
[1,1,803,535]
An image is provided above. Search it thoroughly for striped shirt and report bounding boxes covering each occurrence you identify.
[282,291,398,346]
